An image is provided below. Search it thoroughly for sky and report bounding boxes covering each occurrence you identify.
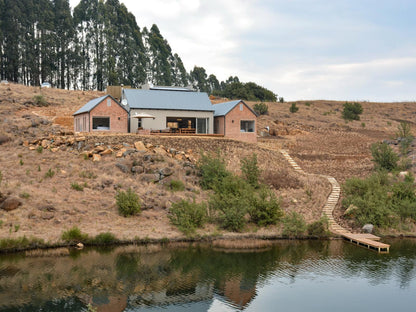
[69,0,416,102]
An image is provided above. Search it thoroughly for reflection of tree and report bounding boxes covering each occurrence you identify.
[1,239,416,310]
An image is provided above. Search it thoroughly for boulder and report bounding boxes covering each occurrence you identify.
[0,197,22,211]
[92,154,101,162]
[116,148,127,158]
[100,148,113,156]
[116,163,130,173]
[134,141,147,151]
[362,224,374,234]
[159,167,174,177]
[141,174,160,183]
[94,145,106,153]
[122,149,138,157]
[131,166,145,174]
[75,136,86,142]
[153,146,167,156]
[0,135,11,145]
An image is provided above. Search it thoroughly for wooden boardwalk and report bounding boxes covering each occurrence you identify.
[279,149,390,253]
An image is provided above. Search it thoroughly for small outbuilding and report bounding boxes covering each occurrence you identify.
[73,95,128,133]
[213,100,258,143]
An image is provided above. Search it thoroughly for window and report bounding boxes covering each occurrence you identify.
[137,118,142,129]
[196,118,208,134]
[92,117,110,130]
[240,103,243,111]
[240,120,255,133]
[107,99,111,107]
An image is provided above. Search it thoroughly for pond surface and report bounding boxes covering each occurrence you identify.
[0,239,415,311]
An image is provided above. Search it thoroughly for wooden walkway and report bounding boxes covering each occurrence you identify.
[279,149,390,253]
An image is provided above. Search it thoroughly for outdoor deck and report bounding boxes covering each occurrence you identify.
[341,233,390,253]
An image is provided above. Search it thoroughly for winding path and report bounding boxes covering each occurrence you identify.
[279,149,390,252]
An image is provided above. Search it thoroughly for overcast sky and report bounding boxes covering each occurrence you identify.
[69,0,416,102]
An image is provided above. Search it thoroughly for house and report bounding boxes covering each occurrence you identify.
[73,95,128,132]
[213,100,258,143]
[123,87,214,135]
[73,87,257,143]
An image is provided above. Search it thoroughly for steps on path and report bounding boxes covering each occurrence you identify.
[278,149,390,253]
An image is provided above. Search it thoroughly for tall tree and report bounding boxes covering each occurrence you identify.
[190,66,209,92]
[144,24,174,86]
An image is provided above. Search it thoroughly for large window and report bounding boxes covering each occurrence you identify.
[92,117,110,130]
[196,118,208,134]
[240,120,255,133]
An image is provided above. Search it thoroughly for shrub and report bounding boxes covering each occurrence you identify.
[279,97,284,103]
[92,232,118,245]
[166,179,185,192]
[61,226,89,243]
[248,187,283,226]
[342,102,363,121]
[342,172,398,228]
[241,153,260,188]
[116,188,141,217]
[261,168,303,189]
[209,175,251,232]
[169,199,207,235]
[282,211,307,237]
[197,151,230,190]
[289,103,299,113]
[36,146,43,153]
[0,236,45,250]
[33,94,48,106]
[253,102,268,115]
[19,192,30,199]
[396,122,413,155]
[371,142,398,171]
[71,182,84,191]
[44,168,55,178]
[79,171,97,179]
[307,216,329,237]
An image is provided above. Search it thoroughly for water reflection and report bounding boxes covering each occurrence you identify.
[0,239,415,311]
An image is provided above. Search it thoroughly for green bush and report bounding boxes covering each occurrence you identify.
[36,146,43,153]
[371,142,399,171]
[0,236,44,250]
[197,151,230,190]
[282,211,307,237]
[61,226,89,243]
[166,179,185,192]
[248,187,283,226]
[92,232,118,245]
[169,199,207,235]
[341,171,416,227]
[396,122,413,155]
[253,102,269,115]
[71,182,84,191]
[289,103,299,113]
[44,168,55,178]
[307,216,329,237]
[209,175,251,232]
[342,102,363,121]
[241,153,260,188]
[33,94,48,106]
[116,188,141,217]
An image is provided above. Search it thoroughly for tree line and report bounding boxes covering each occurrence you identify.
[0,0,277,101]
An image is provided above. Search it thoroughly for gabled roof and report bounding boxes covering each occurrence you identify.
[213,100,258,117]
[73,95,128,115]
[124,89,214,112]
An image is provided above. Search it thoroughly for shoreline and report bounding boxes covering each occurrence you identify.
[2,232,414,255]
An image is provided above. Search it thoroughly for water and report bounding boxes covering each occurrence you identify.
[0,239,415,311]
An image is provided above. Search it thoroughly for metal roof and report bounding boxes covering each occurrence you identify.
[213,100,259,117]
[73,95,127,115]
[124,89,214,111]
[150,86,194,92]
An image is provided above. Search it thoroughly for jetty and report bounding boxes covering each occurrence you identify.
[279,149,390,253]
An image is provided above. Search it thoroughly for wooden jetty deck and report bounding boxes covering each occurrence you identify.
[279,149,390,253]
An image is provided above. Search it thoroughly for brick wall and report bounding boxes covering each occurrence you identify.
[223,102,257,143]
[90,97,128,133]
